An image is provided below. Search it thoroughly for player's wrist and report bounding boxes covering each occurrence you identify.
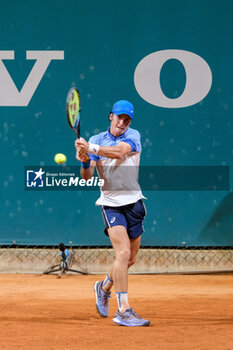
[81,160,91,169]
[88,143,100,155]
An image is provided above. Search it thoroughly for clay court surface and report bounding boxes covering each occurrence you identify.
[0,274,233,350]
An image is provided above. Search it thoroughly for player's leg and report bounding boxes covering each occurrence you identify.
[108,225,131,294]
[94,225,130,317]
[98,201,144,296]
[102,235,141,293]
[110,231,137,303]
[112,202,149,326]
[102,212,142,292]
[111,232,150,326]
[94,201,149,325]
[94,205,128,317]
[104,233,141,296]
[112,233,150,327]
[105,237,140,308]
[128,235,141,268]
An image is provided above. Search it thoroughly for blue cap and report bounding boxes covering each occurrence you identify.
[112,100,134,119]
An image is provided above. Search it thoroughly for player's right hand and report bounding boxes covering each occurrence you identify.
[75,138,89,153]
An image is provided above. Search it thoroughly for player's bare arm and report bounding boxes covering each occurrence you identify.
[80,161,96,180]
[76,138,132,160]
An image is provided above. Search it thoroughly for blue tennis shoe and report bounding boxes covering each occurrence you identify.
[113,308,150,327]
[94,281,111,317]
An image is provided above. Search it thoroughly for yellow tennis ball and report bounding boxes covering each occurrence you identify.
[54,153,67,164]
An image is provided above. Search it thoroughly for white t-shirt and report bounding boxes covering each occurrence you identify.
[88,127,145,207]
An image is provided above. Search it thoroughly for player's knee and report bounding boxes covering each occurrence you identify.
[116,249,131,263]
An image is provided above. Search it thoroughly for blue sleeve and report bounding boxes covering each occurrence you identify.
[122,138,137,152]
[121,129,141,152]
[88,135,100,161]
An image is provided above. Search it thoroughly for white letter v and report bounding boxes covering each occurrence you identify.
[0,51,64,106]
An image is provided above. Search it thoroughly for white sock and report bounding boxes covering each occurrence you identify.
[116,292,129,313]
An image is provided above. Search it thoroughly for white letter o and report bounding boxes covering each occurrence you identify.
[134,50,212,108]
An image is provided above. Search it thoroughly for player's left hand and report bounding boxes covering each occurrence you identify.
[75,139,90,162]
[76,150,90,162]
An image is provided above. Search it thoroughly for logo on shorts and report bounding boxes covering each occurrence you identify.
[110,217,116,224]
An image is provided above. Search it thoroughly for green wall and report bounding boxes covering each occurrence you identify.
[0,0,233,246]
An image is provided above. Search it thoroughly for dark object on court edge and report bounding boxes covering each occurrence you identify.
[59,242,66,262]
[59,242,66,251]
[43,242,87,276]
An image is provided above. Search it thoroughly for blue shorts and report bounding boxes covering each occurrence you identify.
[101,199,146,239]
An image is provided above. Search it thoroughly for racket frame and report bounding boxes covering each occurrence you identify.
[66,87,81,139]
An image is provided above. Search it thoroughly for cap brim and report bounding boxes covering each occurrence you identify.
[114,111,133,119]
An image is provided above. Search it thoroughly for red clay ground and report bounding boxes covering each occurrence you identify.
[0,274,233,350]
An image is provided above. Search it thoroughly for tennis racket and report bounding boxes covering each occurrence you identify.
[66,87,81,138]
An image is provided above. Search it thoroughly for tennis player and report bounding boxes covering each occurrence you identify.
[75,100,150,327]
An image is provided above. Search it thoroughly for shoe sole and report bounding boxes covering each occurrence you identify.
[93,281,108,318]
[113,317,150,327]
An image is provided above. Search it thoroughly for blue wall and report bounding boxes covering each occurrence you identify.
[0,0,233,246]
